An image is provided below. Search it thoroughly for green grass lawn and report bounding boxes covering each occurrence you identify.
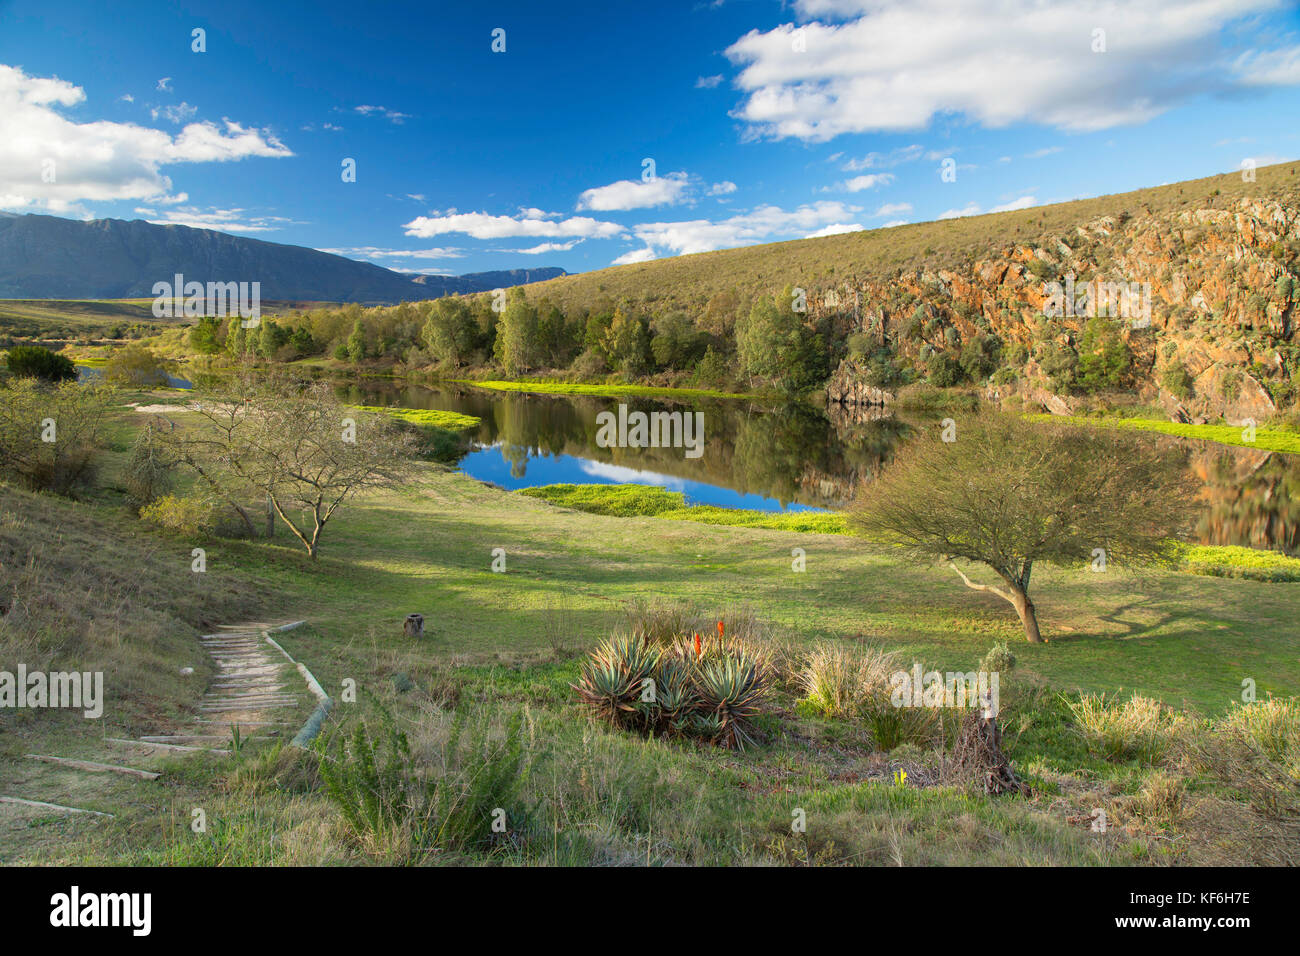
[3,393,1298,866]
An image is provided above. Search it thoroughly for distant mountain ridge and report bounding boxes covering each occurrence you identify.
[0,213,567,302]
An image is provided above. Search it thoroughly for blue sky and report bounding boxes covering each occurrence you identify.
[3,0,1300,277]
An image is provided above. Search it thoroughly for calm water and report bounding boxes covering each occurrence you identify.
[335,380,1300,554]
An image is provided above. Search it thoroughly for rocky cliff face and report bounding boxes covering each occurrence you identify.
[818,194,1300,422]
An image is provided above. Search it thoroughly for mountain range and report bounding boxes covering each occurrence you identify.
[0,212,566,302]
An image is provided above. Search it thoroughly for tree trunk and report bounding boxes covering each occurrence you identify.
[1010,587,1043,644]
[265,493,275,538]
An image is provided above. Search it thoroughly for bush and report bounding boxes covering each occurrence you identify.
[979,641,1017,674]
[315,706,531,861]
[139,494,216,537]
[5,345,77,382]
[1160,361,1195,400]
[123,422,175,509]
[104,344,170,386]
[925,350,965,387]
[0,379,112,496]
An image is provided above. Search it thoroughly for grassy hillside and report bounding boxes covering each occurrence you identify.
[518,162,1300,315]
[2,390,1299,865]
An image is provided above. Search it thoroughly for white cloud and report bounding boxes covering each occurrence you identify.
[696,74,724,89]
[1235,45,1300,85]
[147,206,290,233]
[155,77,172,92]
[937,195,1037,220]
[872,202,912,217]
[403,209,625,240]
[938,202,982,220]
[632,200,860,255]
[577,172,690,211]
[881,219,909,228]
[708,180,737,196]
[119,93,134,103]
[836,173,893,192]
[354,104,410,123]
[0,64,292,215]
[151,102,198,124]
[612,247,657,265]
[805,222,862,238]
[842,144,924,170]
[318,246,464,260]
[991,195,1037,213]
[1025,146,1063,159]
[724,0,1300,141]
[509,240,581,255]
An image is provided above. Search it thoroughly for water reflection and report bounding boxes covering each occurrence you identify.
[340,380,1300,553]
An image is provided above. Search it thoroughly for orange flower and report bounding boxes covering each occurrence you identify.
[717,620,724,639]
[694,632,702,658]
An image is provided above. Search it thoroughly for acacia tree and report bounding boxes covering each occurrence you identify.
[160,376,414,558]
[849,415,1196,643]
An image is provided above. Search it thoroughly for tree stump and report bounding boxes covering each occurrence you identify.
[403,614,424,639]
[948,711,1028,796]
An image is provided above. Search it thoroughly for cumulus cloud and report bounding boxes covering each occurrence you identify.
[577,172,690,211]
[508,240,581,254]
[695,74,724,89]
[403,209,625,240]
[833,173,893,192]
[632,200,860,255]
[805,222,862,238]
[612,247,657,265]
[708,180,738,196]
[0,64,292,215]
[724,0,1300,141]
[151,102,198,124]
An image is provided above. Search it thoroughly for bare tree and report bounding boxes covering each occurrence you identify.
[849,414,1196,643]
[160,375,415,558]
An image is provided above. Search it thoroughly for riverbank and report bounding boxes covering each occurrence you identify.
[453,378,762,401]
[1030,412,1300,455]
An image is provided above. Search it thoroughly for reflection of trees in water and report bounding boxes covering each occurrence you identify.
[1194,447,1300,554]
[342,379,1298,545]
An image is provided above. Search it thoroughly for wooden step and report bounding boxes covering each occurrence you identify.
[0,795,115,818]
[24,754,160,780]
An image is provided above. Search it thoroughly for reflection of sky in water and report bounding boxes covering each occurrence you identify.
[458,443,823,513]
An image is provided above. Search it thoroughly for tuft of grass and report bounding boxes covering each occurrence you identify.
[519,482,848,534]
[1066,693,1188,763]
[349,405,481,431]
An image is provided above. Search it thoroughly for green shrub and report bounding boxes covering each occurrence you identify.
[979,641,1017,674]
[1159,361,1195,400]
[139,494,216,537]
[104,344,169,386]
[5,345,77,382]
[0,378,112,496]
[315,706,531,861]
